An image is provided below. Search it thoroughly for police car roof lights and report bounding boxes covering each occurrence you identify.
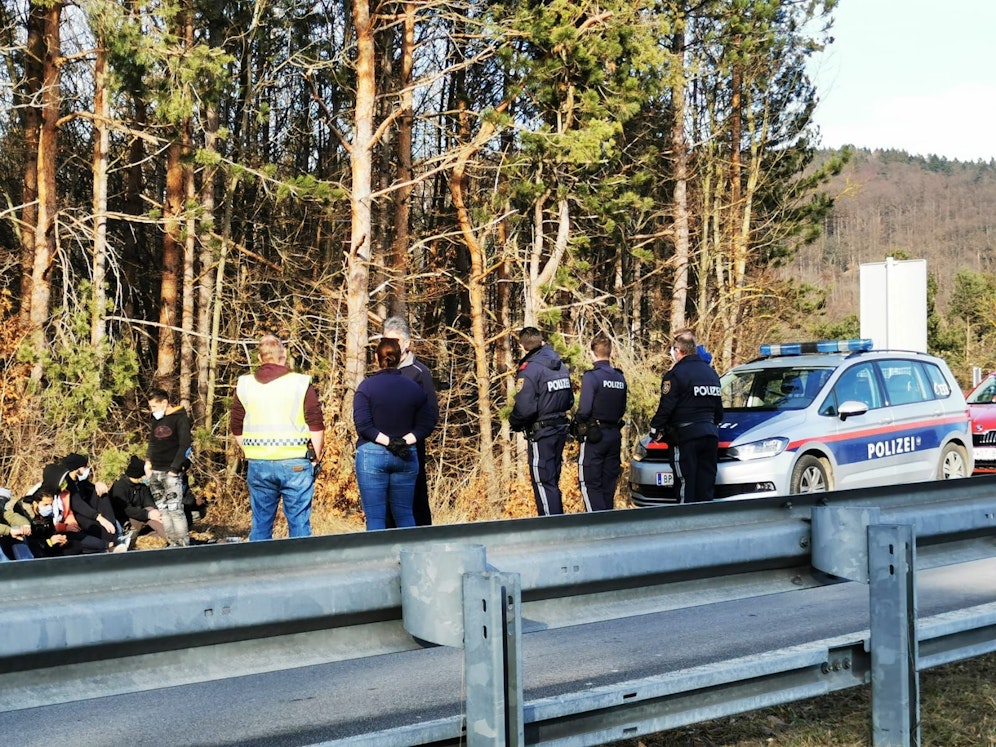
[759,339,874,357]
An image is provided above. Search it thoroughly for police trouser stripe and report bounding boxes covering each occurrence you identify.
[673,444,686,503]
[578,441,593,512]
[530,441,551,515]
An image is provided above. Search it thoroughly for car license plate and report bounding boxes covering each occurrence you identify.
[656,471,674,487]
[974,446,996,462]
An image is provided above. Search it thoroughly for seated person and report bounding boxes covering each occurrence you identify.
[1,485,35,560]
[60,454,126,553]
[4,484,70,559]
[41,462,124,554]
[110,456,166,546]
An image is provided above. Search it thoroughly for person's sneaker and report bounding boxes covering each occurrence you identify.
[123,529,138,551]
[111,542,129,553]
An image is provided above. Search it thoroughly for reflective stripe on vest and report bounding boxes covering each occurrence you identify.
[237,372,311,460]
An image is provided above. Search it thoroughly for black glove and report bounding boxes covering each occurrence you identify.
[649,427,666,443]
[387,437,411,458]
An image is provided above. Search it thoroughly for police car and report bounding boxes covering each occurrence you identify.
[630,339,973,505]
[965,371,996,472]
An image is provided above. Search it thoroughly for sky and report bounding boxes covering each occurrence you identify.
[807,0,996,162]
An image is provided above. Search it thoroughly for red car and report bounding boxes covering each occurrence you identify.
[966,372,996,472]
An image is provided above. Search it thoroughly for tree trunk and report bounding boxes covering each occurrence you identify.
[27,1,62,377]
[156,138,183,387]
[668,15,690,334]
[387,1,414,319]
[91,44,109,346]
[180,119,196,405]
[526,185,570,327]
[196,98,219,424]
[449,102,507,504]
[344,0,376,402]
[17,2,44,324]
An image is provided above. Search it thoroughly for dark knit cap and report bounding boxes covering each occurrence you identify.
[62,453,89,471]
[126,455,147,479]
[42,463,70,494]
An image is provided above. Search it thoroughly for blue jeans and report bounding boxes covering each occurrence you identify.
[355,441,418,530]
[0,537,33,561]
[247,458,315,540]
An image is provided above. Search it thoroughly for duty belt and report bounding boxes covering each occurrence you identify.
[537,416,570,428]
[593,419,625,428]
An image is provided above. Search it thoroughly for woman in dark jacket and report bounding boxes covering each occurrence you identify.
[353,338,438,529]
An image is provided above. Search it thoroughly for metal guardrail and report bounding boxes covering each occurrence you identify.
[2,477,996,745]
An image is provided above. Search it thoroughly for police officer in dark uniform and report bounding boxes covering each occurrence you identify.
[649,328,724,503]
[574,333,627,511]
[509,327,574,515]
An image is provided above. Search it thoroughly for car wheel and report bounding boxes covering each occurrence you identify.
[790,455,831,493]
[937,443,969,479]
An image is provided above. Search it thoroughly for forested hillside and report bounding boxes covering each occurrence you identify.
[784,148,996,383]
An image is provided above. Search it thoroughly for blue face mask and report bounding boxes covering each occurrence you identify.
[38,504,54,517]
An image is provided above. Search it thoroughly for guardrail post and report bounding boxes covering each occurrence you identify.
[400,543,487,646]
[463,571,523,746]
[868,523,919,747]
[811,505,881,582]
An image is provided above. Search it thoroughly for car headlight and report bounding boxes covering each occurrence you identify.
[727,437,788,461]
[632,435,650,461]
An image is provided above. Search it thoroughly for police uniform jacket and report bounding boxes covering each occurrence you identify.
[649,353,723,441]
[577,360,627,426]
[509,344,574,434]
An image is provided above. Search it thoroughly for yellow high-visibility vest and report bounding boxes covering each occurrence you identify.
[237,372,311,460]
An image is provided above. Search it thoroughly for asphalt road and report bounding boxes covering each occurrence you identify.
[3,557,995,746]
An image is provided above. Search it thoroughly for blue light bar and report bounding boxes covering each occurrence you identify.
[759,339,874,357]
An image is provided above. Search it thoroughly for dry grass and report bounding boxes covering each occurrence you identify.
[611,653,996,747]
[158,436,599,544]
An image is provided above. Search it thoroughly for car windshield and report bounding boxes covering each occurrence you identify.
[967,377,996,404]
[721,366,834,411]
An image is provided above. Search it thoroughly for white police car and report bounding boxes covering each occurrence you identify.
[630,339,973,505]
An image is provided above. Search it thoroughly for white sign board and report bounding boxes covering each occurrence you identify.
[859,258,927,352]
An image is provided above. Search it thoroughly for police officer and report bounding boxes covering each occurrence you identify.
[574,333,627,511]
[649,328,724,503]
[509,327,574,515]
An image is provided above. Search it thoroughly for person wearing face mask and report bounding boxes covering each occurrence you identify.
[649,328,724,503]
[145,388,193,547]
[61,453,126,553]
[381,316,439,527]
[4,484,70,558]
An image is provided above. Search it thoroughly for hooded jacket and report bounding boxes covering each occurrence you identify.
[509,344,574,434]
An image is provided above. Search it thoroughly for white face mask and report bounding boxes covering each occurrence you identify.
[669,346,678,363]
[38,503,54,517]
[77,467,91,481]
[152,409,165,420]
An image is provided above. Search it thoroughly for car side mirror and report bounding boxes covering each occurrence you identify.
[838,400,869,421]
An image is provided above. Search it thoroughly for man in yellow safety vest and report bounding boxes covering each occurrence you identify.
[231,335,325,540]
